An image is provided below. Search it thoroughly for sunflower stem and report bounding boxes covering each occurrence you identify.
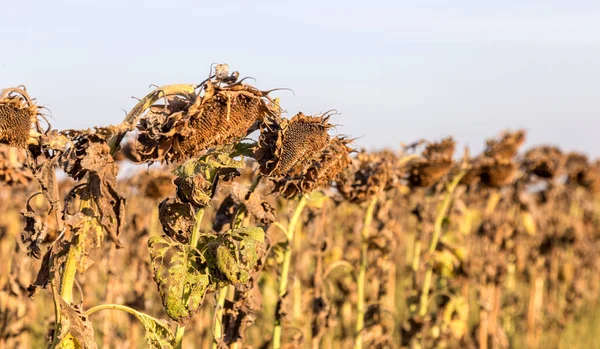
[272,195,308,349]
[418,171,465,318]
[354,196,378,349]
[190,208,205,250]
[212,286,229,349]
[174,325,186,349]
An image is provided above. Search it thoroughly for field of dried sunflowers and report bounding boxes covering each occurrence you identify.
[1,66,599,349]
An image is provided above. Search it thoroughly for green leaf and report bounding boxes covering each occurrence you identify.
[212,227,266,289]
[148,236,212,324]
[135,312,175,349]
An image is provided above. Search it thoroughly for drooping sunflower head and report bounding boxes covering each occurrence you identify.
[255,112,333,176]
[522,146,563,179]
[134,68,280,163]
[406,137,456,188]
[478,157,518,188]
[461,131,526,188]
[255,112,347,198]
[271,136,353,198]
[0,87,45,148]
[484,129,526,161]
[337,150,396,203]
[565,153,600,194]
[422,137,456,161]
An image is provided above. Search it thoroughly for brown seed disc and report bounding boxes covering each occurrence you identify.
[175,93,265,160]
[0,99,37,148]
[272,113,331,176]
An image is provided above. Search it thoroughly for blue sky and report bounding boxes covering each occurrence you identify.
[2,1,599,156]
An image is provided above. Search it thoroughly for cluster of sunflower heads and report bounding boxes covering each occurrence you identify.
[0,87,46,148]
[405,137,456,188]
[134,70,280,163]
[462,130,526,188]
[337,150,397,203]
[255,112,352,198]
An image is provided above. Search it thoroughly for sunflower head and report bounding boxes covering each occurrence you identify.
[255,112,333,176]
[522,146,563,179]
[406,137,456,188]
[484,129,526,161]
[135,70,279,163]
[337,150,396,203]
[271,136,353,198]
[565,153,600,193]
[461,131,525,188]
[255,112,350,198]
[0,87,44,148]
[478,157,518,188]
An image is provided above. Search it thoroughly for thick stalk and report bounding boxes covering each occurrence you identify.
[59,242,80,304]
[272,196,308,349]
[418,172,464,318]
[60,200,97,305]
[354,196,378,349]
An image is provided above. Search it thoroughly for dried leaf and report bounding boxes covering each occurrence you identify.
[158,198,195,243]
[57,299,97,349]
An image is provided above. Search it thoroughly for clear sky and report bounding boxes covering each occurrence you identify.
[2,1,599,156]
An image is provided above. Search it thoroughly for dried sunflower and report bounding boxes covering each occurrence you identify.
[522,146,563,179]
[337,150,395,203]
[271,136,353,198]
[406,138,455,188]
[478,157,518,188]
[422,137,456,161]
[254,112,348,198]
[484,129,526,161]
[565,153,600,193]
[134,71,279,163]
[461,131,525,188]
[255,112,333,176]
[0,87,45,148]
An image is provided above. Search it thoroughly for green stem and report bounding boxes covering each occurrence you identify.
[60,237,81,304]
[175,205,206,348]
[212,287,229,348]
[190,208,205,250]
[49,278,63,348]
[174,326,186,349]
[87,304,175,347]
[354,196,378,349]
[272,196,308,349]
[418,172,465,318]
